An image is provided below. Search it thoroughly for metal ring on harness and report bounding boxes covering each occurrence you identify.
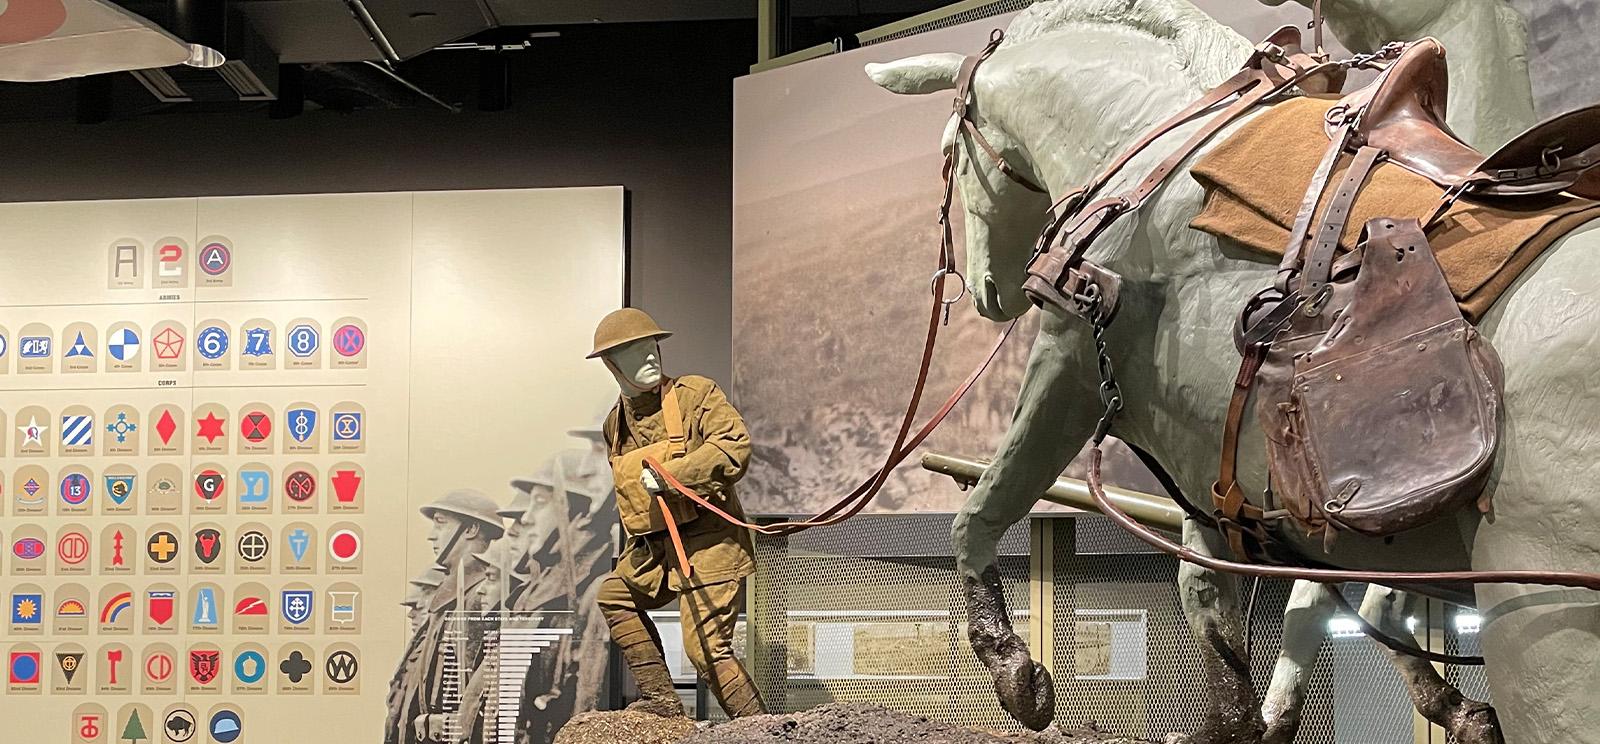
[932,268,969,306]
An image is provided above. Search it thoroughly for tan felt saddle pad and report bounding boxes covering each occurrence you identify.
[1190,96,1600,321]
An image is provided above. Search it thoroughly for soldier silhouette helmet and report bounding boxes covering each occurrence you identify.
[503,466,559,518]
[419,489,506,540]
[586,308,672,359]
[471,540,531,582]
[401,566,448,607]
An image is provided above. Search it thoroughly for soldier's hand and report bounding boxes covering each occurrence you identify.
[640,469,665,494]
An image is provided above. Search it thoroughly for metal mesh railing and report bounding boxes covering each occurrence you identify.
[742,513,1485,742]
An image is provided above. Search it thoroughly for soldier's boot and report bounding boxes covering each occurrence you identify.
[609,612,686,718]
[706,657,765,718]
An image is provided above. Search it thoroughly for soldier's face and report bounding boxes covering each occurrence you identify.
[477,569,503,607]
[604,339,662,392]
[428,514,470,560]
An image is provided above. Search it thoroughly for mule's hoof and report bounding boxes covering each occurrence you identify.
[994,658,1056,731]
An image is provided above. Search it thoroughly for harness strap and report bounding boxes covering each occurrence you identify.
[1091,443,1600,591]
[1212,344,1270,560]
[1302,146,1385,294]
[1278,122,1356,292]
[953,30,1048,194]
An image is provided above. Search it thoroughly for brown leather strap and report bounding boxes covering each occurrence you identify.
[1049,65,1288,269]
[1277,122,1355,291]
[1302,146,1385,294]
[1046,66,1265,220]
[952,30,1048,194]
[655,493,694,579]
[1089,444,1600,592]
[1211,344,1268,558]
[643,318,1020,536]
[660,378,687,459]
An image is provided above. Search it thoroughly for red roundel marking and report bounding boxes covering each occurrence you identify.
[329,530,360,562]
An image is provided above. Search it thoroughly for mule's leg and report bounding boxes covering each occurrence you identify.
[954,315,1098,731]
[1260,580,1337,744]
[1358,587,1503,744]
[1178,523,1264,744]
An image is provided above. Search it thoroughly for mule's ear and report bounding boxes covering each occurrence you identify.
[866,53,964,95]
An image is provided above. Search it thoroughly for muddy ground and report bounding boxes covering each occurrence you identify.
[555,703,1188,744]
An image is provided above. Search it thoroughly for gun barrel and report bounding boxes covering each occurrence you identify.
[919,451,1185,533]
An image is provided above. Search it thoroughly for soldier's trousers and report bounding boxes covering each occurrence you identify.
[596,574,765,718]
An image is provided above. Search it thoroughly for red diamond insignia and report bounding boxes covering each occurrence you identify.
[156,410,178,444]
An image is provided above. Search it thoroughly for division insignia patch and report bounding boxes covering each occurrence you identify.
[286,324,319,358]
[196,326,228,360]
[281,591,313,625]
[107,328,140,361]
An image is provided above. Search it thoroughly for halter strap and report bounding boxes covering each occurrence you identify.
[951,30,1048,194]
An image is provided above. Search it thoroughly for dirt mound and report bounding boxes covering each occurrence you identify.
[553,710,698,744]
[557,704,1183,744]
[681,703,1179,744]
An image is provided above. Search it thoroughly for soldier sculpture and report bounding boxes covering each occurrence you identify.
[586,307,766,719]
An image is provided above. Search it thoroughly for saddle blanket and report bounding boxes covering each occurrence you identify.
[1190,96,1600,321]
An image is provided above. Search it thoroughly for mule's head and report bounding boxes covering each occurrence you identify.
[867,52,1053,322]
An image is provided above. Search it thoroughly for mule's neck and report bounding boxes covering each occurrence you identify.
[1329,0,1536,150]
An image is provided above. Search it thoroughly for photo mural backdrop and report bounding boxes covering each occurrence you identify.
[0,187,623,743]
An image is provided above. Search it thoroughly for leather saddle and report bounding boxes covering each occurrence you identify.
[1332,39,1600,200]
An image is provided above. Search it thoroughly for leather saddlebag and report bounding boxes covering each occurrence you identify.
[1261,218,1503,539]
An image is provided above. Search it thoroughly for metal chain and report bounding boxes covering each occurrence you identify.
[1087,294,1123,444]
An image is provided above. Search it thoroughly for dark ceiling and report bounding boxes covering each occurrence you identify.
[110,0,949,64]
[0,0,949,122]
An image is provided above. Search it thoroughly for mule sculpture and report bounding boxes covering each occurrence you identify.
[868,2,1600,743]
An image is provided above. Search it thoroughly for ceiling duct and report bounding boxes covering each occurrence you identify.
[127,0,278,102]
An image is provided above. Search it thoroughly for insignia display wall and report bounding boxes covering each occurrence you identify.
[0,187,624,743]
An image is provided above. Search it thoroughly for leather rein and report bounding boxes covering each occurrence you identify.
[637,30,1028,538]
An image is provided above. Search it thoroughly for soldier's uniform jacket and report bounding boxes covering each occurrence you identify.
[604,374,755,591]
[395,558,493,743]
